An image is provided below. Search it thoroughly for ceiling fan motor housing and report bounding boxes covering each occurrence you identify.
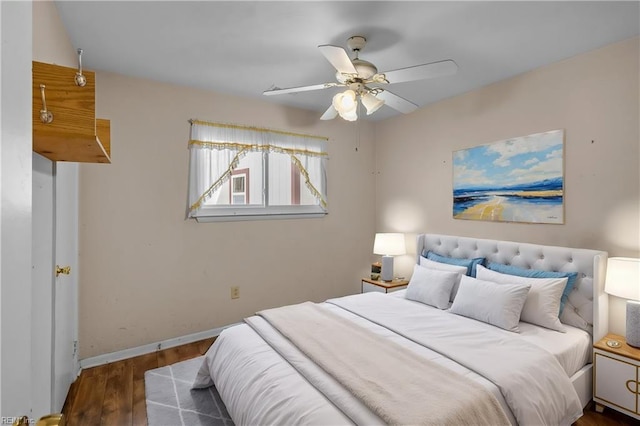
[346,36,378,80]
[352,59,378,80]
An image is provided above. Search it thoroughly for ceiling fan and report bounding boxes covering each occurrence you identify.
[263,36,458,121]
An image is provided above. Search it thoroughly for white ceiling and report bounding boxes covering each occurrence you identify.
[55,1,639,121]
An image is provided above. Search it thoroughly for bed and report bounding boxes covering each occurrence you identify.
[194,234,608,425]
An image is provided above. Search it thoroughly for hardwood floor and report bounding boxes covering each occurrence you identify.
[62,336,639,425]
[62,337,215,426]
[577,404,640,426]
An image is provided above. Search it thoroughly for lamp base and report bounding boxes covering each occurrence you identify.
[380,255,394,282]
[626,300,640,347]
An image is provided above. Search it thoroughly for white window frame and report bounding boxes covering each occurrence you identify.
[187,120,328,222]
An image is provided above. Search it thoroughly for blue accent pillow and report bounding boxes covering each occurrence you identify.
[423,250,485,277]
[486,262,578,315]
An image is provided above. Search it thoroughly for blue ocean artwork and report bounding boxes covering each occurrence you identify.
[453,130,564,224]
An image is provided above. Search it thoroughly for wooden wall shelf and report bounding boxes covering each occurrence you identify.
[32,61,111,163]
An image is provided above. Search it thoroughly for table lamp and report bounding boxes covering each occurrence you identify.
[605,257,640,347]
[373,233,406,282]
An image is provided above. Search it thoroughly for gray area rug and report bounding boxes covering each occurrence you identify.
[145,356,235,426]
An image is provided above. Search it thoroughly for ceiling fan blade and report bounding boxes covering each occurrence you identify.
[376,89,419,114]
[263,83,338,96]
[318,45,358,75]
[320,105,338,120]
[382,59,458,85]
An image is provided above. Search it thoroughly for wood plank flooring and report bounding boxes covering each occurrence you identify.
[62,337,215,426]
[62,336,639,426]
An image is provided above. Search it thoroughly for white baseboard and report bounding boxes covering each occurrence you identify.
[79,323,239,370]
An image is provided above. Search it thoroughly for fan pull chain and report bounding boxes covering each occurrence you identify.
[355,101,361,152]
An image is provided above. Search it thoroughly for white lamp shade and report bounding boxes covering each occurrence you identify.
[340,108,358,121]
[332,90,360,121]
[361,92,385,115]
[332,90,357,113]
[373,233,406,256]
[605,257,640,300]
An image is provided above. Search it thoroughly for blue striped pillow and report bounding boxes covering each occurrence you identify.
[486,262,578,315]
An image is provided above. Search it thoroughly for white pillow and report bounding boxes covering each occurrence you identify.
[419,257,467,301]
[406,264,458,309]
[475,265,567,332]
[449,275,531,332]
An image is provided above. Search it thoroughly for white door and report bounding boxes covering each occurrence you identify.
[53,162,79,412]
[31,157,79,417]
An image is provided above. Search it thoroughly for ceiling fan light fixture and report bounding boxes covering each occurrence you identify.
[340,108,358,121]
[332,90,359,121]
[361,92,385,115]
[332,89,357,114]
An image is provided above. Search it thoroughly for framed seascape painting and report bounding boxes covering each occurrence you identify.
[453,129,564,224]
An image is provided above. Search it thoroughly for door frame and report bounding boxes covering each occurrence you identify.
[1,0,34,417]
[31,153,55,418]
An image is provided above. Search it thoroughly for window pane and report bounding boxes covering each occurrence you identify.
[268,152,321,207]
[204,151,263,206]
[232,176,245,193]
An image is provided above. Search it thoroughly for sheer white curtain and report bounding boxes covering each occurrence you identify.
[187,120,328,218]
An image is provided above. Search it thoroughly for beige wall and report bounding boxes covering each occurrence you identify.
[374,37,639,334]
[79,35,638,357]
[80,74,376,358]
[33,0,76,66]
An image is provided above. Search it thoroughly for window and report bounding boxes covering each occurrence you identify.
[187,120,328,221]
[230,168,249,205]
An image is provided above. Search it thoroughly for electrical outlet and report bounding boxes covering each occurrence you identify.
[231,286,240,299]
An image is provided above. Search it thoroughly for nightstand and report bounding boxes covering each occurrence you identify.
[361,277,409,294]
[593,333,640,420]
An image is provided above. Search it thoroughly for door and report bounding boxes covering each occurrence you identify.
[53,162,79,411]
[31,157,78,418]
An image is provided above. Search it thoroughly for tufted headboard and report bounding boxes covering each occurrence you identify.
[417,234,608,340]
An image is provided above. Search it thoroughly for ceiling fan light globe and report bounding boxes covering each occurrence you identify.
[341,101,358,114]
[332,92,345,111]
[341,97,357,111]
[341,89,357,109]
[333,90,357,113]
[340,109,358,121]
[362,92,385,115]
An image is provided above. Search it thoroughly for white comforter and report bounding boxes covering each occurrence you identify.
[194,292,584,425]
